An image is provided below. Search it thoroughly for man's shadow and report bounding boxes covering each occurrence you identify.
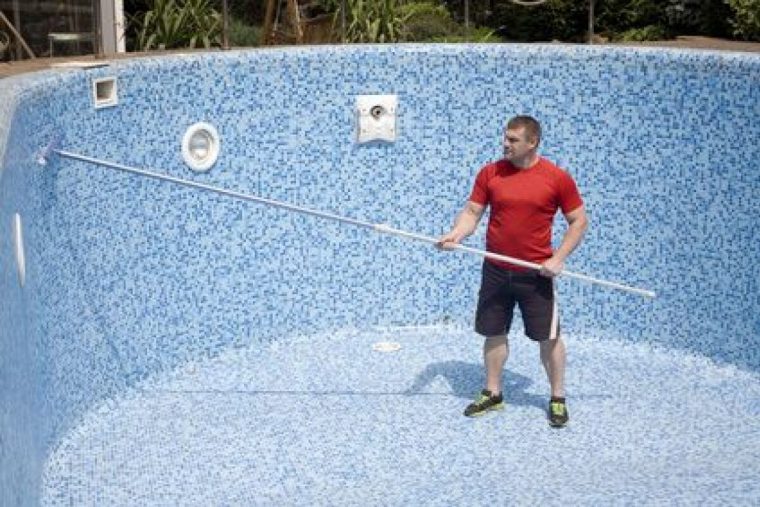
[404,360,546,410]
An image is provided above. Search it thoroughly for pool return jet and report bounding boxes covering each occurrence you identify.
[44,147,656,299]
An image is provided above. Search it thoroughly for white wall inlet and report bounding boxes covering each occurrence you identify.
[92,77,118,108]
[12,213,26,287]
[182,122,220,172]
[356,95,398,143]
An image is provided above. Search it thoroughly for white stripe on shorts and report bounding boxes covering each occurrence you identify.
[549,279,559,340]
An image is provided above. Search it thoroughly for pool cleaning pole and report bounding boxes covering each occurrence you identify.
[50,149,656,299]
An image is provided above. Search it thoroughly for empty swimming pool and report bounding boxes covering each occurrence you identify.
[1,45,759,505]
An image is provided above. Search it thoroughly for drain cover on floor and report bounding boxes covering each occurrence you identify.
[372,341,402,352]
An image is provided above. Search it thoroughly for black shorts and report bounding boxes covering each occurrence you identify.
[475,260,559,341]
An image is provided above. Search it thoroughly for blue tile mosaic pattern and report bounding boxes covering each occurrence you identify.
[1,44,759,504]
[39,327,760,505]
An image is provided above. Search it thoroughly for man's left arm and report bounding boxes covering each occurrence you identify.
[540,206,589,277]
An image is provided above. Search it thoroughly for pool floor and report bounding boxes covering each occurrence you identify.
[42,325,760,505]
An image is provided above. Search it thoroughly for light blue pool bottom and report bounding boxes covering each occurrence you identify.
[41,325,760,505]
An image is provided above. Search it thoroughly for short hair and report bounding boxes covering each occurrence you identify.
[506,115,542,145]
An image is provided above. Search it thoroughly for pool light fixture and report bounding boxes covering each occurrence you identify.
[182,122,220,172]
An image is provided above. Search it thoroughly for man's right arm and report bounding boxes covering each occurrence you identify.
[437,201,486,250]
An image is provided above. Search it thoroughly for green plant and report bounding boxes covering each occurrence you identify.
[663,0,731,38]
[487,0,588,42]
[429,27,501,43]
[131,0,222,50]
[228,18,261,47]
[596,0,664,32]
[399,2,459,41]
[725,0,760,40]
[335,0,411,42]
[316,0,341,12]
[617,24,668,41]
[595,0,672,41]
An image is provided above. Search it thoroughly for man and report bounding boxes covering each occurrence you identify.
[438,115,588,427]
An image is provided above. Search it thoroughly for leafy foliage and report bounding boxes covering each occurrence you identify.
[617,24,668,41]
[595,0,665,35]
[427,27,501,43]
[399,2,500,42]
[725,0,760,40]
[130,0,222,50]
[333,0,411,42]
[324,0,500,43]
[124,0,758,48]
[229,17,261,47]
[484,0,589,42]
[664,0,731,37]
[398,2,459,41]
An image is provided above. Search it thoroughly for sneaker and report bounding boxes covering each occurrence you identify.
[548,399,569,427]
[464,389,504,417]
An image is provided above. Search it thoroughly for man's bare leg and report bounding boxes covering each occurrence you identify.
[540,337,569,426]
[485,335,509,395]
[539,337,566,398]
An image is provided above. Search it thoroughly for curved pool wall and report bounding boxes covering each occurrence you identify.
[1,45,759,503]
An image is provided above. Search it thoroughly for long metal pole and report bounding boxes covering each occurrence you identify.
[50,148,657,299]
[589,0,595,44]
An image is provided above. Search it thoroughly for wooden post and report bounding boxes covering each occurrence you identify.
[262,0,276,45]
[286,0,303,44]
[221,0,230,49]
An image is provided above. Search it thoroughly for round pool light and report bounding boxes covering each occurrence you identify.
[182,122,220,172]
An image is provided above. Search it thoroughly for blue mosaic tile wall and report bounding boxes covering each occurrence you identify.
[1,45,759,504]
[1,89,50,506]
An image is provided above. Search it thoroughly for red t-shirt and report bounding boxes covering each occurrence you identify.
[469,157,583,271]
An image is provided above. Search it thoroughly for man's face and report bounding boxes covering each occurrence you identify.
[503,127,537,162]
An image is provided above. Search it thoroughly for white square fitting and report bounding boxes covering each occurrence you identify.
[92,77,118,109]
[356,94,397,143]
